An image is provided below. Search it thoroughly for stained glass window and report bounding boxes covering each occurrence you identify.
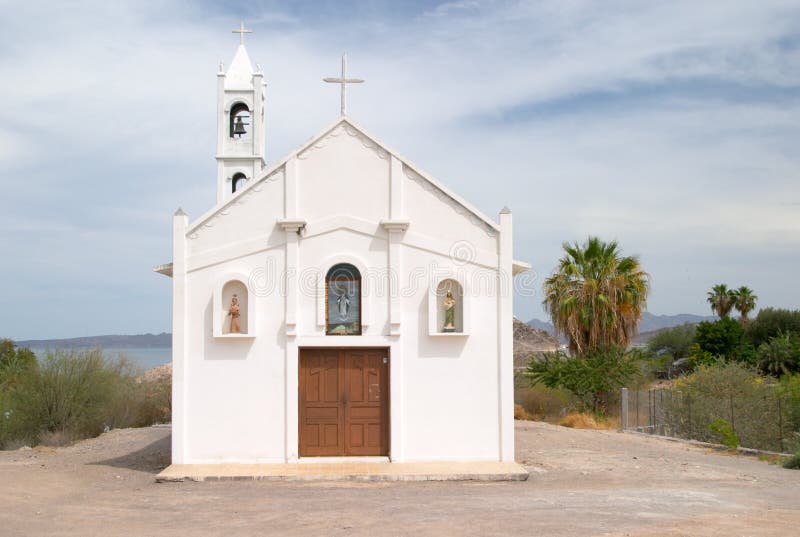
[326,263,361,335]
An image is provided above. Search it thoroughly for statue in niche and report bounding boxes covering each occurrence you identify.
[336,288,351,321]
[228,294,241,333]
[442,290,456,332]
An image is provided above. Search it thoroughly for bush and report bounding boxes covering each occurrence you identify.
[783,452,800,470]
[692,318,755,366]
[514,375,577,420]
[665,362,798,452]
[0,339,37,389]
[0,347,171,449]
[709,418,739,450]
[648,323,696,360]
[747,308,800,347]
[525,346,642,414]
[757,333,800,377]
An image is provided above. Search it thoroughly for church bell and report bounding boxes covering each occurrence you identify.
[233,116,247,136]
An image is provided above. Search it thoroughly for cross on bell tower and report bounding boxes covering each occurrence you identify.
[232,21,252,44]
[323,53,364,116]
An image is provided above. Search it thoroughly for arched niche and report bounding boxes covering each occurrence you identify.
[428,276,470,336]
[213,275,255,338]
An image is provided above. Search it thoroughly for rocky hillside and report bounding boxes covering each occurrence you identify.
[513,318,560,370]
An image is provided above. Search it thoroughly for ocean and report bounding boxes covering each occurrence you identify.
[29,347,171,371]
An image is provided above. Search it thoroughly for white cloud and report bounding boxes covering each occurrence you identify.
[0,0,798,337]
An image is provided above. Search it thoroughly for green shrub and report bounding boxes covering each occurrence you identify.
[757,333,800,377]
[525,346,642,414]
[0,347,171,449]
[694,318,755,364]
[709,418,739,449]
[0,339,37,390]
[747,308,800,347]
[665,362,796,452]
[514,374,577,420]
[783,452,800,470]
[648,324,696,361]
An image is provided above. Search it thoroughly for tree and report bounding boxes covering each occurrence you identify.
[746,308,800,347]
[646,323,696,378]
[525,347,642,413]
[706,284,735,318]
[692,318,754,365]
[647,323,696,360]
[757,333,800,377]
[732,286,758,324]
[542,237,650,354]
[0,339,37,389]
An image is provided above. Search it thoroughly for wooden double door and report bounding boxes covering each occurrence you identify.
[299,348,389,457]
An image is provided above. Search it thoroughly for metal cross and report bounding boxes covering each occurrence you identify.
[232,22,252,45]
[323,53,364,116]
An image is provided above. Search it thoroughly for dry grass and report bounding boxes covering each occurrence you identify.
[514,404,536,421]
[558,412,620,430]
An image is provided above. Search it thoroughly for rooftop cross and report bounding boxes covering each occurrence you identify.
[323,53,364,116]
[232,21,252,45]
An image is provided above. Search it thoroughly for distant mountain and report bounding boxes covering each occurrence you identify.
[15,332,171,349]
[526,318,556,335]
[637,312,715,332]
[527,312,716,342]
[513,318,560,370]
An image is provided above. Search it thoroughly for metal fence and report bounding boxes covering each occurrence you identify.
[620,386,798,454]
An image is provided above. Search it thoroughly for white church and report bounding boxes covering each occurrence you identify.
[156,28,529,468]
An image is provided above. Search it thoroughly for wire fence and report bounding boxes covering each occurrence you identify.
[620,386,799,454]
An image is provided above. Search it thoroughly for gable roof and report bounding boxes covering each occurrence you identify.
[186,116,501,236]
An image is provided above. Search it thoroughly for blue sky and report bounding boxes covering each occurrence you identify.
[1,0,799,339]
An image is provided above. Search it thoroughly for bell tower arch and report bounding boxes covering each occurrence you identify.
[216,23,266,203]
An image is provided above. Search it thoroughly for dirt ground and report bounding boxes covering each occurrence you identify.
[1,421,798,537]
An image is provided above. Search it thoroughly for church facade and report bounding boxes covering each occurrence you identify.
[157,38,528,465]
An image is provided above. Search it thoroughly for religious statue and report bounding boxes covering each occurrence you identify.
[442,290,456,332]
[228,294,241,333]
[337,289,351,321]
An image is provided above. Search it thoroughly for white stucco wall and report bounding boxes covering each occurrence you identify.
[173,117,514,464]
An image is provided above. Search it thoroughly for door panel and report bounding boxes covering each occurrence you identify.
[344,350,388,456]
[299,348,388,457]
[299,350,344,456]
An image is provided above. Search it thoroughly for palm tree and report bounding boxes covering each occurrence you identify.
[757,333,796,377]
[732,286,758,324]
[706,284,735,318]
[542,237,650,354]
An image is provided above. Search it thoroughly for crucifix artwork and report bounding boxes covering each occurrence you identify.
[231,21,252,45]
[323,54,364,116]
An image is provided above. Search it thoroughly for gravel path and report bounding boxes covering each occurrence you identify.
[1,421,797,536]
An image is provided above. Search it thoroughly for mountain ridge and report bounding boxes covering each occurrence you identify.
[528,311,716,338]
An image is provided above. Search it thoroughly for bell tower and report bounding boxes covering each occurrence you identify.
[216,23,266,203]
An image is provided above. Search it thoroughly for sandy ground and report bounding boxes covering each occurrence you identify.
[0,421,798,537]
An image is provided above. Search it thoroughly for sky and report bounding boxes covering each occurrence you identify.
[0,0,798,340]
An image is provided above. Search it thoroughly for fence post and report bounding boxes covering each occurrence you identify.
[620,388,629,431]
[778,392,784,453]
[686,393,692,439]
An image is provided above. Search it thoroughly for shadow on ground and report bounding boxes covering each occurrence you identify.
[92,434,171,473]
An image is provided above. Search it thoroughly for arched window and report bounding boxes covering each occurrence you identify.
[232,172,248,193]
[229,102,250,138]
[326,263,361,335]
